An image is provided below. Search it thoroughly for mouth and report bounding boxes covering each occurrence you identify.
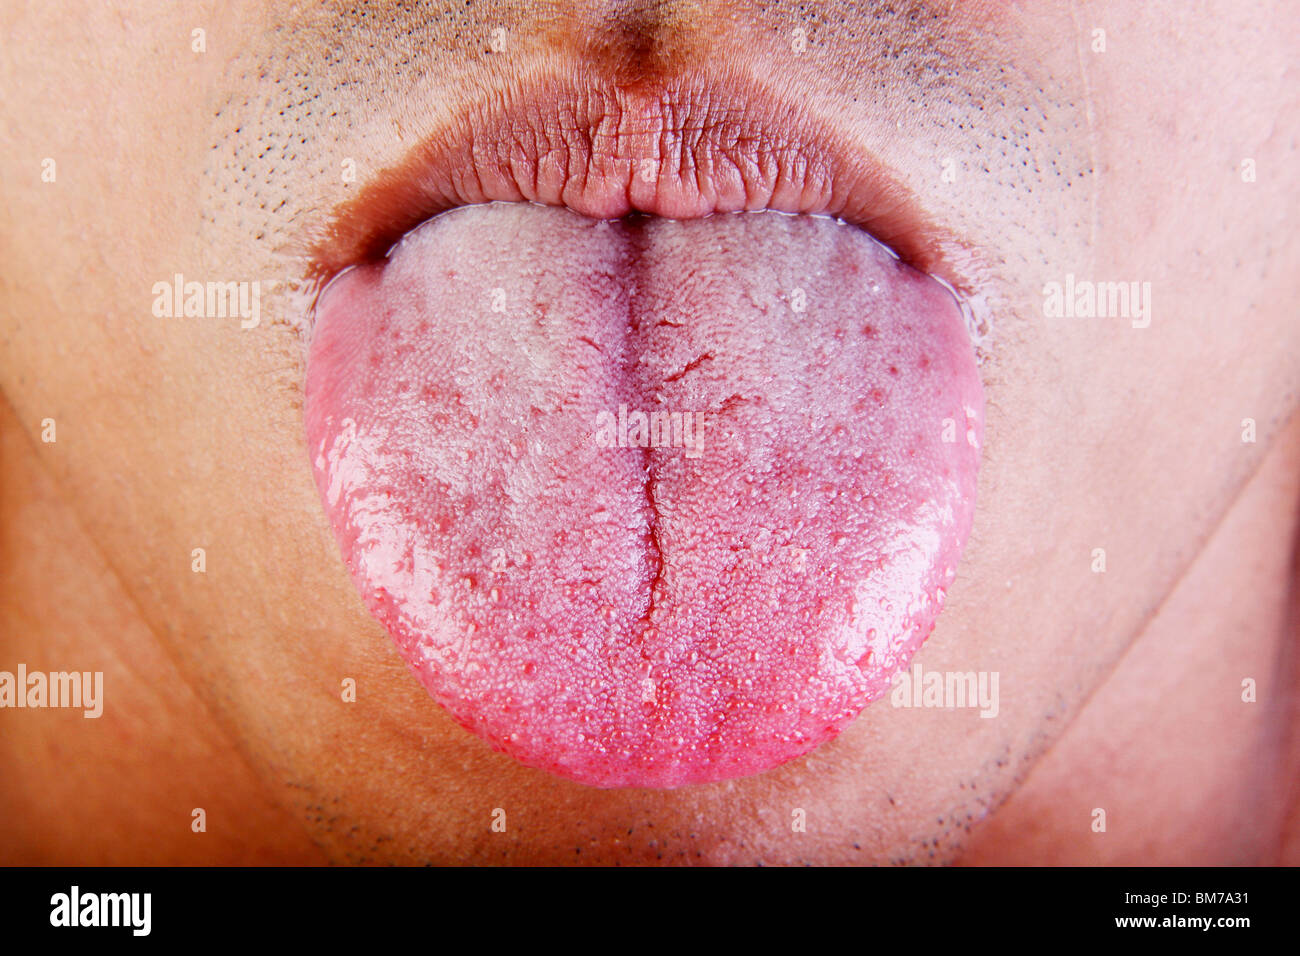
[303,67,985,788]
[310,67,976,291]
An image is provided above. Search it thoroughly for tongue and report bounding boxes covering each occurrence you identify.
[306,202,982,788]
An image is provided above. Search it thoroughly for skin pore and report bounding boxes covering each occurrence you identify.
[0,0,1296,864]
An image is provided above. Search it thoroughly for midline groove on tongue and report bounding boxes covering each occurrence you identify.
[305,202,983,788]
[608,216,709,672]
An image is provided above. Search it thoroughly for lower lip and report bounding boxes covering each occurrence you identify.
[305,200,983,788]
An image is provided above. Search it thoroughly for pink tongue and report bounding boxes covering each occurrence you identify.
[306,203,982,788]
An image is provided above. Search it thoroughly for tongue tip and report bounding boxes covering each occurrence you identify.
[376,577,953,790]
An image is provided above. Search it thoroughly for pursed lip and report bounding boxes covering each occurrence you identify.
[308,62,980,299]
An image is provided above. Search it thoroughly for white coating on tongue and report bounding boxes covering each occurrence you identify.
[305,203,983,788]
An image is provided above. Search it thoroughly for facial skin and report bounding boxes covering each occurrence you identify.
[0,0,1296,864]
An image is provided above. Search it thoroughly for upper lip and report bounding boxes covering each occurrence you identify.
[308,62,972,295]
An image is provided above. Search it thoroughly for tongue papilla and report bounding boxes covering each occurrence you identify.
[305,202,983,788]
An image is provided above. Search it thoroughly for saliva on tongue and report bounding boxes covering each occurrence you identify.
[305,202,983,788]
